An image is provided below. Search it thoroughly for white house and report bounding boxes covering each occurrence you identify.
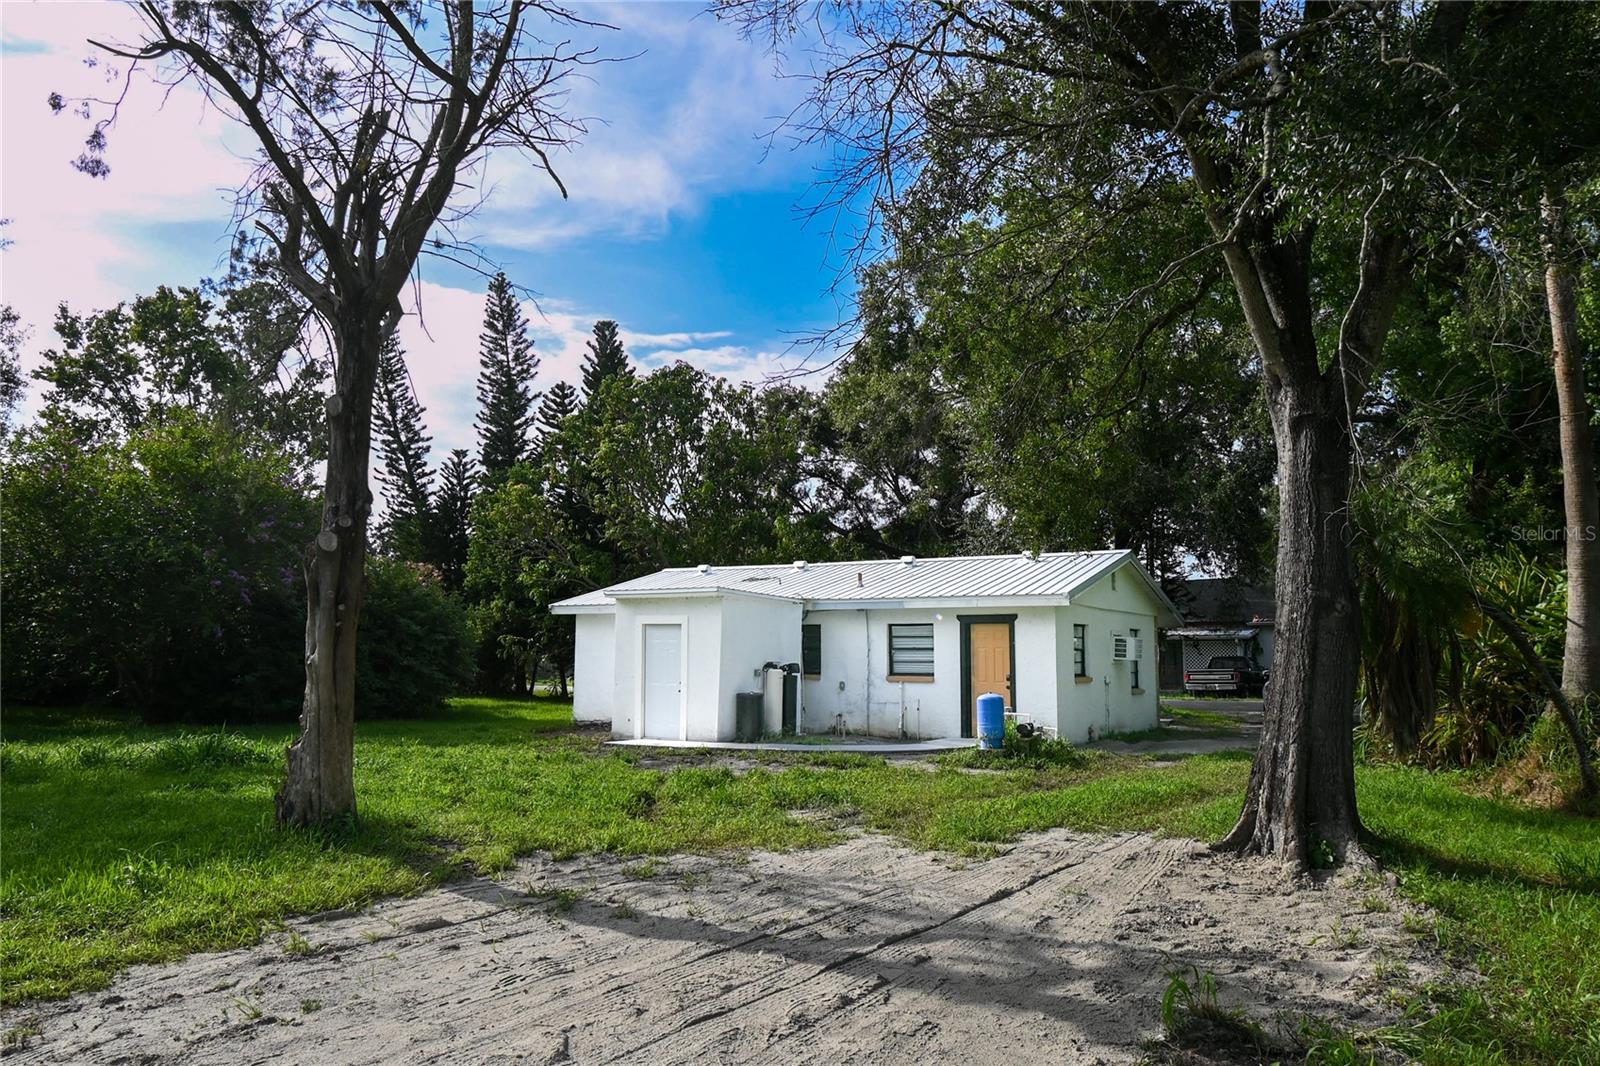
[550,549,1181,745]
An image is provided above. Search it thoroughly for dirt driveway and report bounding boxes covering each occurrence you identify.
[6,829,1441,1065]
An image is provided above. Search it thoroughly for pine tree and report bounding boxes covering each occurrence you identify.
[432,448,476,591]
[475,272,539,478]
[372,335,434,560]
[537,380,579,438]
[580,319,632,401]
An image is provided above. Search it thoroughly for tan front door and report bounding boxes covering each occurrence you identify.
[970,623,1013,719]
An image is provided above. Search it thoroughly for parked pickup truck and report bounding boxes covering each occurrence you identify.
[1184,655,1267,696]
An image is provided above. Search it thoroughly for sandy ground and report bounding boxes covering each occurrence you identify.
[3,828,1448,1065]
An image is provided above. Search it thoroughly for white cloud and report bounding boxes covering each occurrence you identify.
[0,3,257,385]
[0,4,828,452]
[635,342,795,384]
[459,3,817,248]
[622,327,733,348]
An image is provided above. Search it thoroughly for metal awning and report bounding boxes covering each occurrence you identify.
[1167,627,1259,640]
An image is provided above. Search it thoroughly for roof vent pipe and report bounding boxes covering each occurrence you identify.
[793,560,807,570]
[697,563,710,574]
[900,555,916,566]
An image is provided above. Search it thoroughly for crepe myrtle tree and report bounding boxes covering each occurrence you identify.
[63,2,598,826]
[717,1,1491,866]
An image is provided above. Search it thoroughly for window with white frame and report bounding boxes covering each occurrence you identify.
[888,623,934,678]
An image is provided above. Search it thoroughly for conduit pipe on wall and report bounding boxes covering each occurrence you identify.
[862,608,872,736]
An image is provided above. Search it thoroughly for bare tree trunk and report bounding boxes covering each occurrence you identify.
[1218,378,1364,863]
[277,314,382,827]
[1544,188,1600,705]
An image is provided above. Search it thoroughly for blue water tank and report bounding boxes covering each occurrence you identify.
[977,692,1006,749]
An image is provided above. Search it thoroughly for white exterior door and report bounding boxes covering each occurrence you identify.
[642,623,683,739]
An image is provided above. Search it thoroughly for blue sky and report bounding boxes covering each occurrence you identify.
[0,2,853,453]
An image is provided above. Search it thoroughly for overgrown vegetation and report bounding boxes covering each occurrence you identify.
[4,699,1596,1064]
[933,723,1092,769]
[1,385,475,724]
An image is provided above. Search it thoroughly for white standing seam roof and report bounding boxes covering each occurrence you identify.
[550,550,1181,622]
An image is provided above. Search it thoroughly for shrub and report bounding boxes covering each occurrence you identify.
[355,558,476,717]
[935,723,1090,770]
[2,417,477,723]
[1419,552,1566,769]
[1,415,315,720]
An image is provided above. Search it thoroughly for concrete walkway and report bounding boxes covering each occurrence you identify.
[607,736,974,755]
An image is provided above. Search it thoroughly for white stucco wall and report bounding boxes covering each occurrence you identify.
[798,610,866,734]
[1010,607,1059,727]
[610,596,724,740]
[1056,563,1163,741]
[571,613,615,723]
[798,605,1058,740]
[603,593,801,741]
[799,608,957,738]
[716,595,802,738]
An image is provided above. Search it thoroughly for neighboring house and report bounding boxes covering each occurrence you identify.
[1159,577,1276,690]
[551,549,1180,745]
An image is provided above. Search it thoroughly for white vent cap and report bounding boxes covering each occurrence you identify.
[900,555,917,565]
[793,560,808,570]
[697,563,711,574]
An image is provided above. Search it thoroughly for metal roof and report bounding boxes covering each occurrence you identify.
[1168,626,1260,640]
[1176,577,1275,625]
[549,588,619,613]
[551,550,1181,622]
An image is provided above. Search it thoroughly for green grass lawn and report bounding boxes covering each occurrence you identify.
[1162,701,1252,730]
[1356,768,1600,1063]
[3,697,1596,1063]
[1099,701,1250,743]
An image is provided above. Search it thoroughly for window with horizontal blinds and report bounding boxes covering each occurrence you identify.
[888,623,935,677]
[802,624,822,675]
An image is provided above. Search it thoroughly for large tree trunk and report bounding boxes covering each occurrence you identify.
[276,313,383,827]
[1544,188,1600,703]
[1218,375,1364,865]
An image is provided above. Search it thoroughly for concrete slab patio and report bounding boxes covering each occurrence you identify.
[607,736,974,755]
[4,828,1443,1065]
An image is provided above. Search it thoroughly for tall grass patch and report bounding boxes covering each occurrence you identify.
[1358,765,1600,1062]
